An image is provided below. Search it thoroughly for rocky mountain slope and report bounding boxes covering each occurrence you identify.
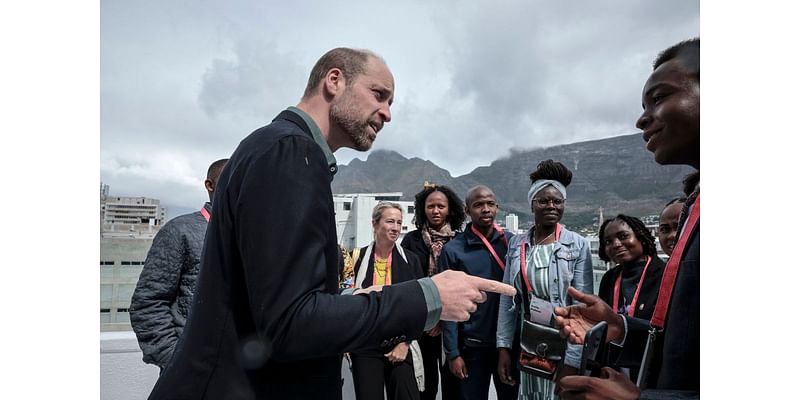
[331,133,694,229]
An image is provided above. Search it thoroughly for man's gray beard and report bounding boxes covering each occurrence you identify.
[330,102,372,152]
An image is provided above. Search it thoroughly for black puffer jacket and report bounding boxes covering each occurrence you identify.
[129,202,210,368]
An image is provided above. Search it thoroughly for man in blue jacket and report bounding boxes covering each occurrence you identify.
[439,185,519,400]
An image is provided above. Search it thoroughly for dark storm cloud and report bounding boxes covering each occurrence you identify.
[410,0,700,174]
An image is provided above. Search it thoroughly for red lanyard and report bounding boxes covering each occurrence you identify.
[612,256,652,317]
[651,195,700,329]
[520,224,562,292]
[373,251,392,285]
[200,207,210,222]
[470,223,508,271]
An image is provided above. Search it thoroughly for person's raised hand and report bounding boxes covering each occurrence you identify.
[553,287,623,344]
[557,367,640,400]
[431,270,516,321]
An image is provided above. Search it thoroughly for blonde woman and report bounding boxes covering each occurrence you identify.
[351,202,426,400]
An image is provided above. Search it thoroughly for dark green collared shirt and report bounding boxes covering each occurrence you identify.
[287,106,338,176]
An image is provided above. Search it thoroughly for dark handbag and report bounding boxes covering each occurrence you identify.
[517,265,566,380]
[519,318,566,379]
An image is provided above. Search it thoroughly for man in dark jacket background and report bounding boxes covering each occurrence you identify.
[129,158,228,370]
[439,185,518,400]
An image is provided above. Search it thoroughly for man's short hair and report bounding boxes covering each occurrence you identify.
[302,48,381,98]
[653,37,699,81]
[207,158,228,182]
[464,185,495,208]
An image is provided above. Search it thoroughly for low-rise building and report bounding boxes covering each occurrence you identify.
[100,183,165,331]
[504,213,520,234]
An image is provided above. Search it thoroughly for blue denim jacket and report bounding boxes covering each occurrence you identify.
[496,224,593,368]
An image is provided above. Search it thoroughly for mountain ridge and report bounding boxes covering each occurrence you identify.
[332,133,694,229]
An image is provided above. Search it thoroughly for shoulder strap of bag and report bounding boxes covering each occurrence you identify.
[520,241,530,320]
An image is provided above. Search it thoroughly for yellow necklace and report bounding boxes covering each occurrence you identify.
[375,257,388,277]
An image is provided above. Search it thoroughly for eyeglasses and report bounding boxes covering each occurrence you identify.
[532,198,565,207]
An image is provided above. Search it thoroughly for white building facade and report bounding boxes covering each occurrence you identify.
[504,213,520,234]
[101,183,166,229]
[100,184,165,331]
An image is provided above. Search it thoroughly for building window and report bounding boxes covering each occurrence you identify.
[407,206,415,214]
[101,285,113,302]
[402,226,408,231]
[121,261,130,265]
[117,308,129,313]
[100,261,115,266]
[100,308,110,313]
[343,202,351,211]
[117,284,136,304]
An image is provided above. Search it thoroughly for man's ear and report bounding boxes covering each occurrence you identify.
[323,68,344,97]
[204,179,214,193]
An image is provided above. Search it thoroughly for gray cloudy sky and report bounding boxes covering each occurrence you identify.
[100,0,699,215]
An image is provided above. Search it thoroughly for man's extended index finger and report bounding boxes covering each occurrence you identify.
[470,276,516,296]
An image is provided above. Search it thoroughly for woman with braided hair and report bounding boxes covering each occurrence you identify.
[401,183,466,400]
[596,214,665,383]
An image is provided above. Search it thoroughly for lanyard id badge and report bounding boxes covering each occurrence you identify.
[528,296,554,325]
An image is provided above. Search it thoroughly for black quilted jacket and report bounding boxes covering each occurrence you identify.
[129,202,210,368]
